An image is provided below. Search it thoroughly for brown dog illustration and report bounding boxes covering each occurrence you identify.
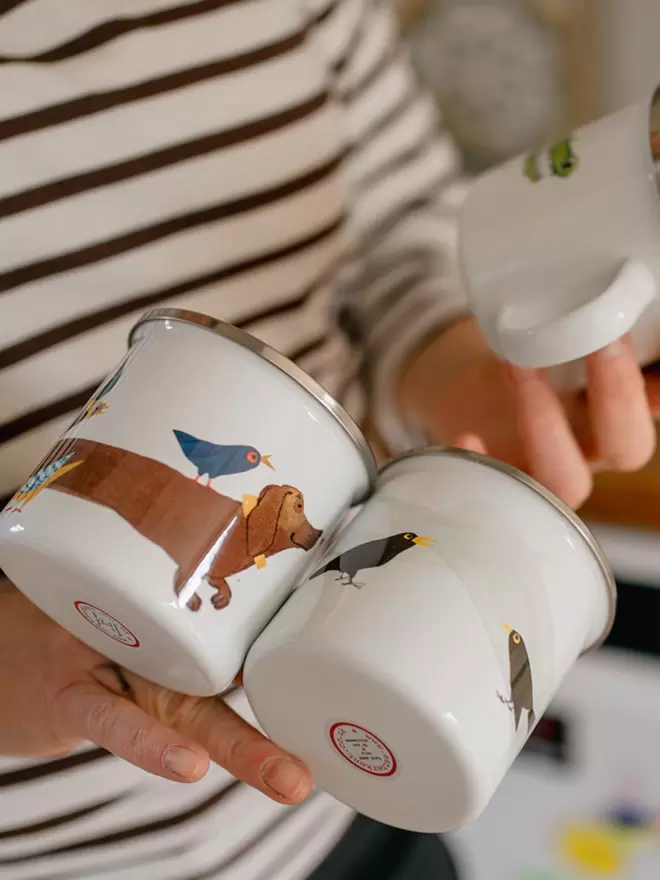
[45,438,321,611]
[203,484,320,611]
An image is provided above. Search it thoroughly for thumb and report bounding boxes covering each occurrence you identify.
[54,679,210,782]
[123,670,313,804]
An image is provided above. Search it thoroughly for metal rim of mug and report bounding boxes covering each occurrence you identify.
[650,83,660,194]
[128,308,378,497]
[379,446,618,653]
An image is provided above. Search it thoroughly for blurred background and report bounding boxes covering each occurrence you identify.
[392,1,660,877]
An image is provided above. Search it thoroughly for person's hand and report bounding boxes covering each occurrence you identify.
[0,583,312,804]
[399,316,660,508]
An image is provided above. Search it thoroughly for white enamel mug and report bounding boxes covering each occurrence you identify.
[244,448,616,833]
[0,309,376,696]
[459,84,660,385]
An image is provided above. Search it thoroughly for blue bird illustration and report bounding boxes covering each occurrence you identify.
[7,452,83,513]
[173,430,274,486]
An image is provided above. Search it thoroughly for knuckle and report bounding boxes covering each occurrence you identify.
[217,730,268,778]
[218,732,243,770]
[142,687,203,729]
[125,725,151,765]
[86,699,119,741]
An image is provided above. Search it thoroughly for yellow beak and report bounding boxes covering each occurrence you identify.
[413,536,435,548]
[262,454,275,471]
[503,623,513,633]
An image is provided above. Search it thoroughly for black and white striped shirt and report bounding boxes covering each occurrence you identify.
[0,1,466,876]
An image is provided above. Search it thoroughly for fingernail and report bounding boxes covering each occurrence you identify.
[164,746,200,779]
[261,757,309,801]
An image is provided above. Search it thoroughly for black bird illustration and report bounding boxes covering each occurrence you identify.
[498,624,535,734]
[173,430,274,486]
[309,532,434,588]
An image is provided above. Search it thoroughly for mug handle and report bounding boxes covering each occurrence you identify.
[495,259,657,368]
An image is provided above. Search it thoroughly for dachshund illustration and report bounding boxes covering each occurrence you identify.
[202,484,319,611]
[45,439,321,611]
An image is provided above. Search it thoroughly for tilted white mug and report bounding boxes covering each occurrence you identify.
[0,310,376,696]
[244,449,616,833]
[459,84,660,384]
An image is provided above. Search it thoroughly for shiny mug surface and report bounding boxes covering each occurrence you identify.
[244,448,616,833]
[0,309,376,696]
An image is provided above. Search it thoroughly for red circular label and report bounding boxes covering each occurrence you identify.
[74,601,140,648]
[329,722,397,777]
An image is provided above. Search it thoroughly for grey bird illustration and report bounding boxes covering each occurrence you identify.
[498,623,535,734]
[309,532,434,588]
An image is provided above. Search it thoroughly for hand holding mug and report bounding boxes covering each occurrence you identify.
[0,583,311,804]
[400,316,660,508]
[0,308,623,835]
[411,81,660,506]
[459,87,660,376]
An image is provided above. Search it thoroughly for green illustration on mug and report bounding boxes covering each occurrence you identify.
[310,532,435,588]
[524,137,579,183]
[497,623,535,734]
[11,437,321,612]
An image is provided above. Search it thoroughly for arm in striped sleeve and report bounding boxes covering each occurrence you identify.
[329,0,472,451]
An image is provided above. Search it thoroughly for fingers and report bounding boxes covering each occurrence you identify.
[55,669,312,803]
[585,337,656,471]
[506,365,593,508]
[505,338,654,507]
[124,671,312,805]
[453,433,489,455]
[53,680,209,782]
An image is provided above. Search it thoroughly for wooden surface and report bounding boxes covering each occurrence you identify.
[580,425,660,531]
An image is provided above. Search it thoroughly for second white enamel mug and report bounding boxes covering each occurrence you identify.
[244,448,616,833]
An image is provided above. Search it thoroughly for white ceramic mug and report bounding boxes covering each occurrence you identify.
[244,448,616,833]
[459,84,660,384]
[0,309,376,696]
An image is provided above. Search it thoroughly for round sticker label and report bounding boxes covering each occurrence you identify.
[329,722,397,777]
[74,602,140,648]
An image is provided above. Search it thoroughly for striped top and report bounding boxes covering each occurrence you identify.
[0,1,466,877]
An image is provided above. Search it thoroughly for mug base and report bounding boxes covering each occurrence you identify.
[0,538,224,696]
[244,645,485,834]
